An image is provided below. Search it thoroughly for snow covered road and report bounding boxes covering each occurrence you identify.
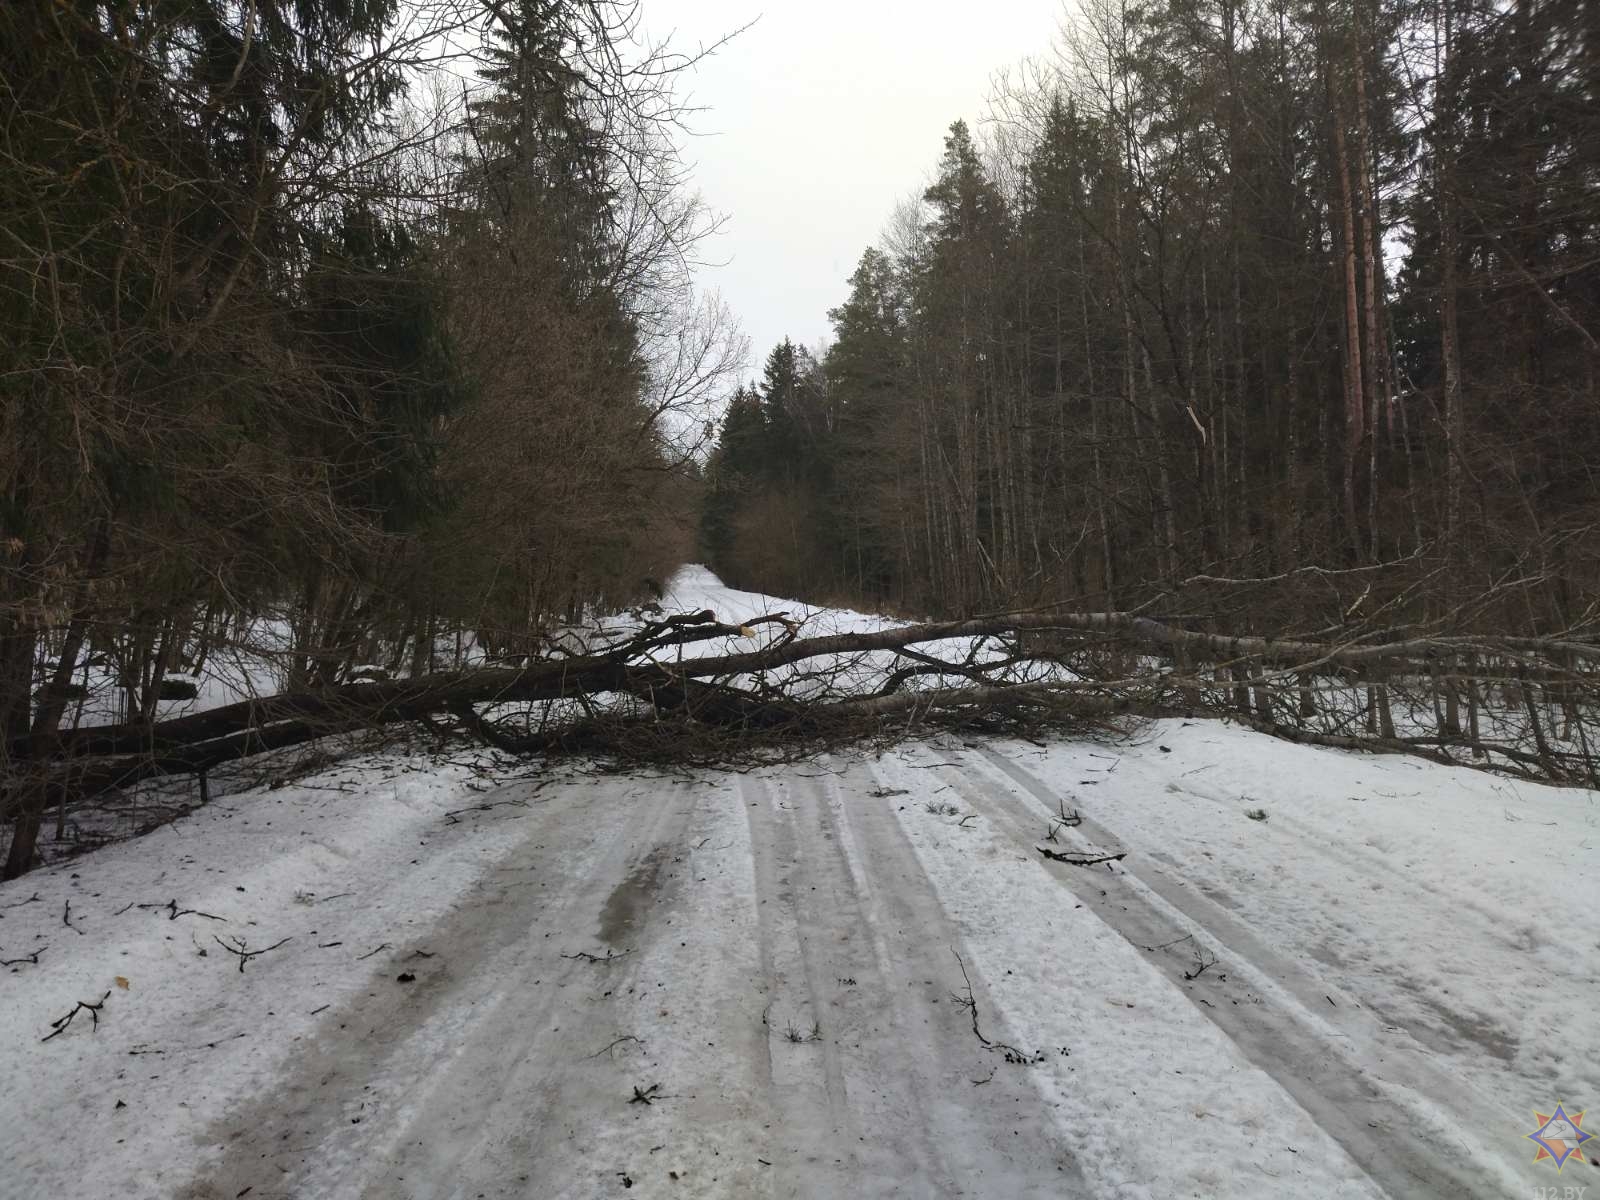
[2,572,1596,1198]
[181,762,1084,1199]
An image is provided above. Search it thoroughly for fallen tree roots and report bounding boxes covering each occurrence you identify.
[5,606,1600,877]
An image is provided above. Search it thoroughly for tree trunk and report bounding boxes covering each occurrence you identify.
[1331,101,1366,561]
[3,519,111,880]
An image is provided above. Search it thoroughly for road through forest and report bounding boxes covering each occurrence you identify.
[5,571,1591,1199]
[181,734,1567,1199]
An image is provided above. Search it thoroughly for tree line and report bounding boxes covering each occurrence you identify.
[0,0,741,877]
[701,0,1600,639]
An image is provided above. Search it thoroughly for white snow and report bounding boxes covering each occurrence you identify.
[0,566,1594,1198]
[878,725,1600,1196]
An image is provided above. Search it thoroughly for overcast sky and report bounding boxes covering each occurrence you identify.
[642,1,1065,375]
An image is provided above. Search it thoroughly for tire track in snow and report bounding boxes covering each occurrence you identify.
[839,762,1088,1196]
[740,766,1082,1197]
[965,746,1523,1199]
[740,769,852,1188]
[184,773,712,1200]
[190,759,1082,1200]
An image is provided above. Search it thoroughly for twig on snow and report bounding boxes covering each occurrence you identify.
[950,949,1039,1065]
[212,934,292,973]
[562,948,631,965]
[1143,933,1194,953]
[1046,801,1084,841]
[1,946,46,968]
[1037,846,1127,868]
[356,942,392,961]
[127,1031,247,1056]
[586,1034,644,1059]
[62,900,83,935]
[137,899,226,922]
[443,798,529,825]
[42,990,112,1042]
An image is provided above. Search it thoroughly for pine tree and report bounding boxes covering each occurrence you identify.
[465,0,616,292]
[915,121,1013,609]
[826,249,912,599]
[699,387,767,570]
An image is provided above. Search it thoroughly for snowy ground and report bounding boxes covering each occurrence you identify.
[2,569,1596,1198]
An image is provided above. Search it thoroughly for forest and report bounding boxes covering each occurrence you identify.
[703,0,1600,637]
[4,0,1600,881]
[3,5,1596,1193]
[0,0,742,877]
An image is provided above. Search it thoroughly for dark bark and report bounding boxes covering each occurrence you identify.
[3,519,110,881]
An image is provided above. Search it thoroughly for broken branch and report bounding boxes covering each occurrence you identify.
[42,990,112,1042]
[1036,846,1128,868]
[212,934,292,973]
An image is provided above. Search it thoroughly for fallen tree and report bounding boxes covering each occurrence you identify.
[17,607,1600,760]
[5,606,1600,879]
